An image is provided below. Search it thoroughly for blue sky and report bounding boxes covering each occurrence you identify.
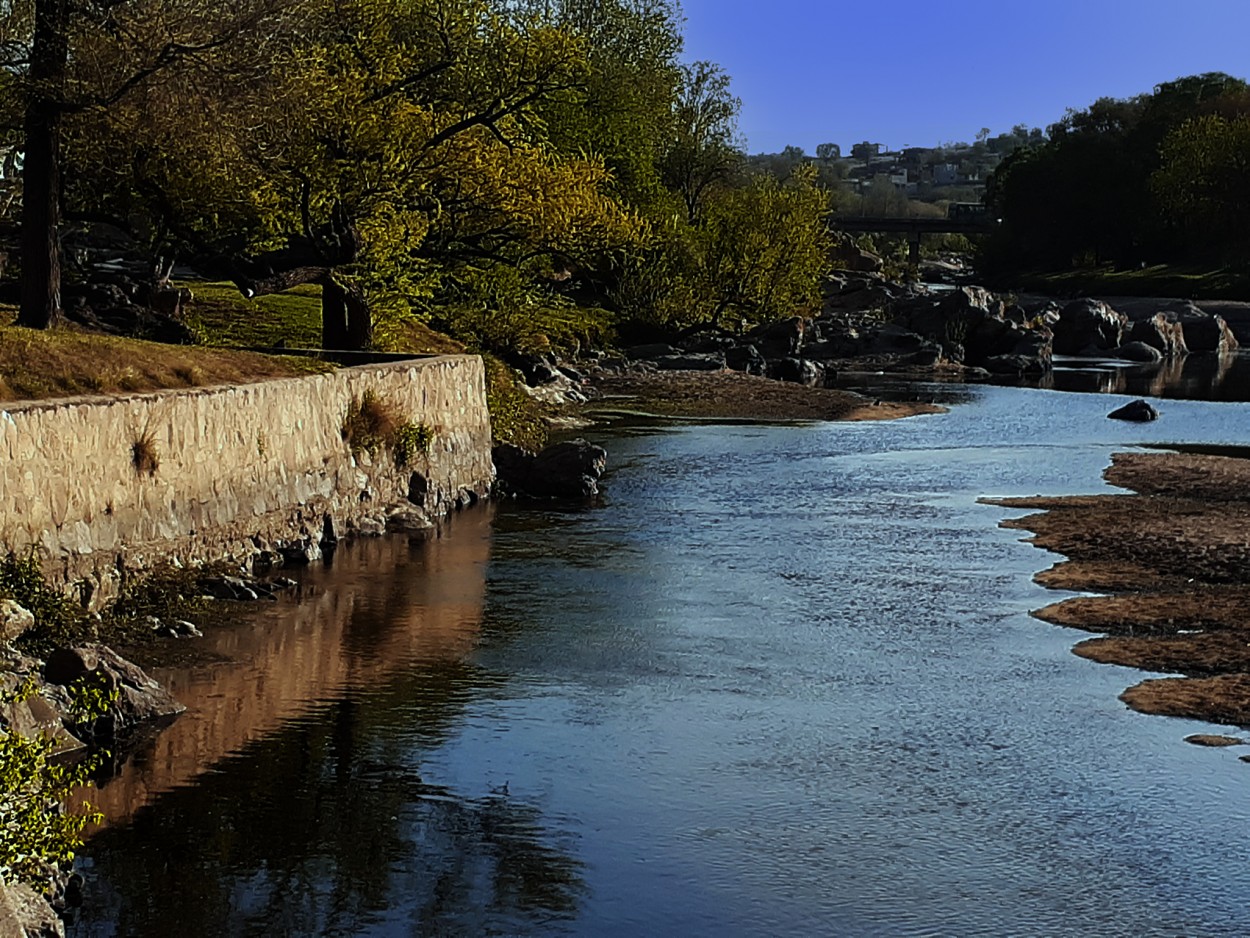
[677,0,1250,153]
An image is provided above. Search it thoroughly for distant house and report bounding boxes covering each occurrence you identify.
[931,163,959,186]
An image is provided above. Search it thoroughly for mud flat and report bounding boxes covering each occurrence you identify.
[984,451,1250,734]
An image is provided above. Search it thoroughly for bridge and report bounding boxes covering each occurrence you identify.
[829,214,997,265]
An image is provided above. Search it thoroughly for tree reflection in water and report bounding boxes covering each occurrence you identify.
[73,678,583,937]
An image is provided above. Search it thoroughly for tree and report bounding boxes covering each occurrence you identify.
[658,60,742,222]
[1153,114,1250,252]
[9,0,298,329]
[816,142,841,161]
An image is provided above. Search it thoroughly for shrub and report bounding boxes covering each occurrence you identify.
[0,680,107,889]
[393,422,435,467]
[131,429,160,476]
[0,555,83,658]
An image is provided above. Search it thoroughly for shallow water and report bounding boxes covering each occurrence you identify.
[72,385,1250,937]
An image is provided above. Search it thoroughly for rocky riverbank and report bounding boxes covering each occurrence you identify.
[985,450,1250,741]
[507,271,1242,419]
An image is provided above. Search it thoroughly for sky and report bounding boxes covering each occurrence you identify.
[677,0,1250,154]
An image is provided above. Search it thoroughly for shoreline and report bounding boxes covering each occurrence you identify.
[583,370,946,423]
[985,450,1250,736]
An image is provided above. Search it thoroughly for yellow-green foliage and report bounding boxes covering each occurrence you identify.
[0,722,102,887]
[483,354,549,451]
[393,422,435,467]
[0,555,83,658]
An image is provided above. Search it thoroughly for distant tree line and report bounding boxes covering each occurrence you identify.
[0,0,833,352]
[984,72,1250,272]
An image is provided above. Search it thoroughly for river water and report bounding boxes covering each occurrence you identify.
[71,379,1250,937]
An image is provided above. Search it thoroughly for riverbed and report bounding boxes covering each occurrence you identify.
[72,383,1250,937]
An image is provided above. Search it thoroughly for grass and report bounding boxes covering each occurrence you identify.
[0,320,331,403]
[998,263,1250,300]
[180,280,467,355]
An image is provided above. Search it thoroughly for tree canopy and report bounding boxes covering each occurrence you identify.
[2,0,836,352]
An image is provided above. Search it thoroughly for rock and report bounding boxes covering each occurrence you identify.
[1107,399,1159,422]
[1175,310,1240,354]
[985,354,1045,376]
[724,344,766,375]
[277,537,322,566]
[407,471,429,507]
[744,317,808,358]
[386,507,434,534]
[1053,299,1128,355]
[1128,313,1187,358]
[1185,734,1243,747]
[1111,341,1164,363]
[494,439,607,499]
[624,343,681,361]
[0,599,34,643]
[829,236,883,273]
[0,881,65,938]
[768,357,824,386]
[0,672,82,754]
[650,353,725,371]
[44,644,184,737]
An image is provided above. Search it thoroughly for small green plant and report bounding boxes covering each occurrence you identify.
[0,680,105,889]
[393,421,435,467]
[256,431,267,459]
[341,390,400,458]
[0,554,83,657]
[131,429,160,476]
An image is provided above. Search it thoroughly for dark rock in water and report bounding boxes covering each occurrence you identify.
[1128,314,1187,358]
[1111,341,1164,363]
[1053,299,1127,355]
[768,357,824,386]
[984,353,1046,376]
[493,439,607,499]
[44,644,184,736]
[1107,399,1159,422]
[1185,734,1243,747]
[650,353,724,371]
[725,344,766,375]
[625,343,681,361]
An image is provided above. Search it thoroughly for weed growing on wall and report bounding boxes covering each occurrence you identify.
[130,429,160,476]
[340,390,400,458]
[393,422,435,467]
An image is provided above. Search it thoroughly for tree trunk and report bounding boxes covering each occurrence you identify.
[18,0,71,329]
[344,283,372,351]
[320,277,350,350]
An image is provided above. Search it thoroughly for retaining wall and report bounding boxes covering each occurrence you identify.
[0,355,494,602]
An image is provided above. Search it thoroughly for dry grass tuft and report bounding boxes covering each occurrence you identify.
[131,429,160,476]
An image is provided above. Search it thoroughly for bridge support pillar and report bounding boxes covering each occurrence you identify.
[908,232,921,267]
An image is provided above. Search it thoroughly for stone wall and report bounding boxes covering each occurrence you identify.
[0,355,494,603]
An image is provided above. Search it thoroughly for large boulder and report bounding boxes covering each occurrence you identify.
[724,344,766,375]
[1128,313,1187,358]
[1053,299,1128,355]
[1107,399,1159,422]
[494,439,607,499]
[768,357,824,386]
[43,644,184,740]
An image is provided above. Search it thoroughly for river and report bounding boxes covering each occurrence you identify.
[71,379,1250,937]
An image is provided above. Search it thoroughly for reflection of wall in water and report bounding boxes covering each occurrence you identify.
[86,512,493,825]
